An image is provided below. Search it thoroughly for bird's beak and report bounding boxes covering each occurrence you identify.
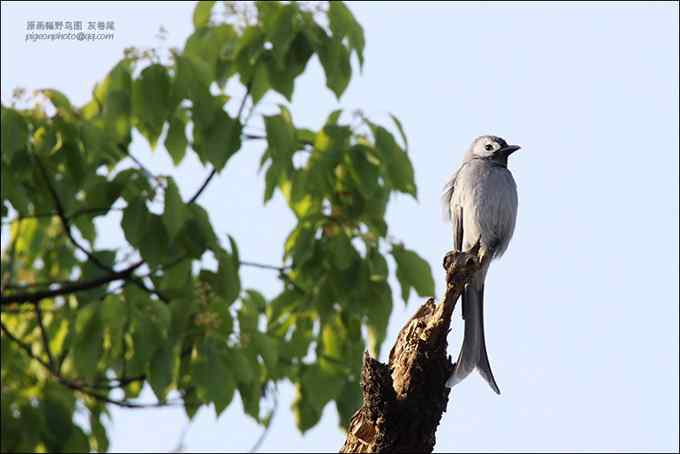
[499,145,521,156]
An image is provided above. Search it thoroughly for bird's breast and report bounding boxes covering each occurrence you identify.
[451,162,518,256]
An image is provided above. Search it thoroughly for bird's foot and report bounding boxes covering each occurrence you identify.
[443,238,483,275]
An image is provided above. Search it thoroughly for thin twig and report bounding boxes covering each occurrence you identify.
[249,384,279,453]
[118,144,164,188]
[240,260,289,272]
[33,301,55,368]
[171,423,192,453]
[188,85,251,205]
[1,319,52,370]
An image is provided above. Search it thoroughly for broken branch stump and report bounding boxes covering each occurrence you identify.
[340,245,481,453]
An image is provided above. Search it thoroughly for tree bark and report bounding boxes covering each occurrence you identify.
[340,243,482,453]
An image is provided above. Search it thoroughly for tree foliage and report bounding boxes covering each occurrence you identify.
[0,2,434,452]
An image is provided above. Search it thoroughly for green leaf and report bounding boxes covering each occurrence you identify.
[229,347,255,384]
[269,4,298,67]
[253,332,278,373]
[292,385,321,433]
[263,160,283,203]
[264,113,295,159]
[174,55,213,110]
[178,204,218,257]
[244,289,267,312]
[122,197,149,247]
[278,30,314,95]
[199,251,240,306]
[83,174,123,212]
[163,178,188,239]
[184,24,237,84]
[367,248,389,282]
[326,109,343,125]
[1,108,28,162]
[238,379,262,421]
[138,214,171,266]
[40,394,74,451]
[365,282,392,357]
[217,248,241,304]
[328,1,365,67]
[100,294,127,360]
[318,37,352,99]
[168,295,197,341]
[250,60,270,104]
[192,338,235,415]
[72,215,96,244]
[389,113,409,151]
[208,295,233,340]
[319,315,346,372]
[40,89,75,115]
[165,111,188,165]
[335,379,362,428]
[127,290,171,376]
[161,259,194,297]
[282,317,314,359]
[72,305,103,380]
[193,110,242,171]
[132,64,172,148]
[391,245,435,303]
[90,412,109,452]
[193,1,215,28]
[227,234,240,268]
[284,224,316,266]
[300,363,344,412]
[373,125,417,197]
[237,293,259,334]
[62,424,89,452]
[148,343,177,401]
[328,233,355,270]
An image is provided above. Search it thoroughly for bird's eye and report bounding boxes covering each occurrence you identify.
[484,144,494,151]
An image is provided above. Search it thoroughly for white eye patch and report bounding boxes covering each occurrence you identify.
[474,139,497,157]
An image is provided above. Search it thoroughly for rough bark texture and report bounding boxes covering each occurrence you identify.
[340,244,482,453]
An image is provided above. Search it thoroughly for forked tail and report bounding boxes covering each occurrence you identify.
[446,281,501,394]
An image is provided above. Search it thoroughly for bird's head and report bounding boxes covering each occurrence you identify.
[468,135,520,167]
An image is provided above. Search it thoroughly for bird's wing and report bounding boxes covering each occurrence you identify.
[441,170,458,222]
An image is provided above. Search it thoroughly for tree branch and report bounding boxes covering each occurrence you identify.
[34,155,165,303]
[340,241,482,453]
[0,260,143,305]
[0,207,124,226]
[35,155,112,273]
[0,320,182,409]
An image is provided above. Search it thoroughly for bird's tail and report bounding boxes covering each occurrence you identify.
[446,280,501,394]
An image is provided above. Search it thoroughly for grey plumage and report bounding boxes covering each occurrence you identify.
[443,135,519,394]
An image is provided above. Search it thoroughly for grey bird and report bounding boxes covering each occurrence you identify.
[442,135,520,394]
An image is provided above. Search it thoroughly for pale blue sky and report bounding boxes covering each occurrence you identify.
[2,1,678,452]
